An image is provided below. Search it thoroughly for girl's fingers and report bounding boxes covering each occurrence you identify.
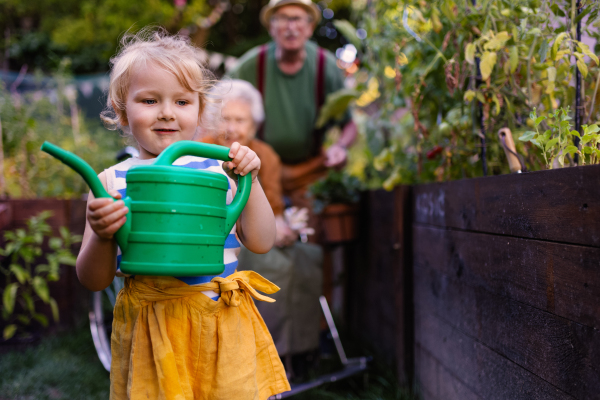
[109,189,122,200]
[90,205,128,230]
[95,216,127,239]
[231,147,249,172]
[88,197,115,212]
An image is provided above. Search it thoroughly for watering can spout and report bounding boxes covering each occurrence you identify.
[40,141,131,251]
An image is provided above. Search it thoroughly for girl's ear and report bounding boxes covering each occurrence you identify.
[113,101,129,126]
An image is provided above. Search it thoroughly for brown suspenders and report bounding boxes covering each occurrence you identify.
[256,43,327,156]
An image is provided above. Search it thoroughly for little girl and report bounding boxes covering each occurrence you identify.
[76,29,290,399]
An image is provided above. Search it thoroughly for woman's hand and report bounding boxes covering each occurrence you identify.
[275,215,297,247]
[223,142,261,182]
[86,190,128,240]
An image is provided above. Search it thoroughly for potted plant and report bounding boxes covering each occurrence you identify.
[309,170,362,244]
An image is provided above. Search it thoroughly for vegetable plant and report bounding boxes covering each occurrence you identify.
[520,107,600,168]
[0,211,82,340]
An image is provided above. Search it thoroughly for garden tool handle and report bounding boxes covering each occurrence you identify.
[154,141,252,234]
[40,141,132,251]
[498,128,523,173]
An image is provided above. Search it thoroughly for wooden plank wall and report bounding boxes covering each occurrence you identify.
[412,165,600,400]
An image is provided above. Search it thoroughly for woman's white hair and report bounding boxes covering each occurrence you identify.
[211,79,265,125]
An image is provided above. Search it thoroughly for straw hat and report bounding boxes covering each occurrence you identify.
[260,0,322,28]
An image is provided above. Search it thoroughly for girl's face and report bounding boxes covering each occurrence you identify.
[123,63,201,159]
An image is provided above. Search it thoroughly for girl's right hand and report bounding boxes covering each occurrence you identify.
[87,190,128,240]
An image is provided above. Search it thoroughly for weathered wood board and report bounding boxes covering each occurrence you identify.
[412,166,600,400]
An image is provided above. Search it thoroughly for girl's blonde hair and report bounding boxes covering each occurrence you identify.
[101,27,215,135]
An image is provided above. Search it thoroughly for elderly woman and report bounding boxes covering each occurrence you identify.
[200,79,296,246]
[200,80,324,377]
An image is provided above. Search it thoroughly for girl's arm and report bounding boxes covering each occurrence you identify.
[76,171,129,291]
[225,143,276,254]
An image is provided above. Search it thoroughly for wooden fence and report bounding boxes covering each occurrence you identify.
[347,165,600,400]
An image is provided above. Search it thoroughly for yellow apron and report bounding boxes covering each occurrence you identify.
[109,271,291,400]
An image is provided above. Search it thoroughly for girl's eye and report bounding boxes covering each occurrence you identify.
[176,100,188,106]
[143,99,156,105]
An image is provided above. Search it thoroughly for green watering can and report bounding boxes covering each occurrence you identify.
[41,140,252,276]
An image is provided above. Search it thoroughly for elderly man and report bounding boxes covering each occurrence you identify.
[229,0,357,240]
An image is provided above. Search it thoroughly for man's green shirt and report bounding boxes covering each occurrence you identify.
[229,40,348,164]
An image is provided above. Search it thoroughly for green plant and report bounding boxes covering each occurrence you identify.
[335,0,600,189]
[308,170,362,214]
[0,211,82,340]
[519,107,600,168]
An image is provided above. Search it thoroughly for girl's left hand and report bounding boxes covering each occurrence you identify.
[223,142,260,182]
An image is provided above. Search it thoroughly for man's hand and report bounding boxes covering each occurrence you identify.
[324,144,347,168]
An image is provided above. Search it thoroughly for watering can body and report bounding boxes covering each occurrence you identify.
[41,141,252,277]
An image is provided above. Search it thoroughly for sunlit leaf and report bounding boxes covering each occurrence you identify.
[465,43,476,65]
[32,276,50,303]
[509,46,519,73]
[332,20,361,49]
[33,313,48,327]
[3,324,17,340]
[577,60,588,78]
[10,264,30,284]
[3,283,18,315]
[463,90,476,102]
[480,51,497,80]
[49,298,59,322]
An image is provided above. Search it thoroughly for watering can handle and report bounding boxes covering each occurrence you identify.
[154,141,253,235]
[40,141,132,251]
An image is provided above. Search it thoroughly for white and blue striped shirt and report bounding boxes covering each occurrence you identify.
[105,155,241,300]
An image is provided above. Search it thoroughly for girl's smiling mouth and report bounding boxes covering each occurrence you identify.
[153,128,178,134]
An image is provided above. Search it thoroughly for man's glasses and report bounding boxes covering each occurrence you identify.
[270,15,311,27]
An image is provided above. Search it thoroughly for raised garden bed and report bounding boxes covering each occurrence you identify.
[347,165,600,399]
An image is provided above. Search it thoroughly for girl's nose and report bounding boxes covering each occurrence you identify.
[158,103,175,120]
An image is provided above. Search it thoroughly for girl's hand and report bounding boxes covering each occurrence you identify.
[87,190,129,240]
[223,142,260,182]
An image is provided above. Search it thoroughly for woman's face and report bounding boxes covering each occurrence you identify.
[217,99,256,147]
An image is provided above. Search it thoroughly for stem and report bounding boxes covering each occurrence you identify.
[0,114,4,198]
[527,36,539,107]
[586,69,600,124]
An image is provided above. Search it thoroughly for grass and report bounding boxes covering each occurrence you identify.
[0,325,417,400]
[0,325,110,400]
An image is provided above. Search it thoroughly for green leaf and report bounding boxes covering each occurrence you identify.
[564,145,579,155]
[49,237,62,250]
[22,293,34,313]
[465,43,476,65]
[17,314,30,325]
[552,32,568,61]
[480,51,497,80]
[3,283,18,316]
[463,90,476,102]
[519,131,536,141]
[316,89,361,128]
[534,116,545,126]
[545,137,559,150]
[32,276,50,303]
[528,28,541,36]
[49,298,59,322]
[332,20,361,49]
[550,4,565,17]
[509,46,519,73]
[558,154,565,167]
[10,264,30,284]
[570,130,581,138]
[574,6,592,24]
[3,324,17,340]
[585,124,600,134]
[547,67,557,82]
[33,313,48,327]
[583,146,593,154]
[483,31,510,51]
[577,60,588,78]
[576,41,600,65]
[581,135,592,144]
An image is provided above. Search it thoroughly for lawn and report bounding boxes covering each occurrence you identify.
[0,324,415,400]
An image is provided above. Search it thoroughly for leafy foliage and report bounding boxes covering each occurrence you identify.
[343,0,600,189]
[0,75,123,198]
[308,170,362,213]
[519,107,600,168]
[0,211,82,340]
